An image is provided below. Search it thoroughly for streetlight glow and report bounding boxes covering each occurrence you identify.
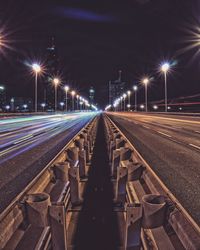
[31,63,42,112]
[142,78,150,112]
[53,77,60,112]
[32,63,41,73]
[160,62,171,112]
[133,85,138,91]
[143,78,149,85]
[161,62,170,73]
[53,78,60,86]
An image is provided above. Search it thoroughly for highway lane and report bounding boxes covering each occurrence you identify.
[0,112,97,212]
[107,112,200,225]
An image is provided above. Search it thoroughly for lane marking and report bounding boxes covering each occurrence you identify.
[143,125,150,129]
[157,131,172,138]
[189,144,200,150]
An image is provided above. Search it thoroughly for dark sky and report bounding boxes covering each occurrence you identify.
[0,0,200,108]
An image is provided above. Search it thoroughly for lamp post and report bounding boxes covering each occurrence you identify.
[127,90,131,111]
[76,95,79,110]
[71,90,76,111]
[123,93,127,111]
[64,85,69,112]
[60,102,64,111]
[161,63,170,112]
[41,103,46,112]
[32,63,41,112]
[53,78,60,112]
[133,85,138,111]
[142,78,149,112]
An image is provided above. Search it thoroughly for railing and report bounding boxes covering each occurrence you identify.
[0,116,99,249]
[104,114,200,250]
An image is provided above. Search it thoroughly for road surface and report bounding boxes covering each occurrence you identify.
[107,112,200,225]
[0,112,96,212]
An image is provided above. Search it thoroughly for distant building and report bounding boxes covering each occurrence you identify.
[109,70,126,105]
[89,87,95,104]
[43,37,60,108]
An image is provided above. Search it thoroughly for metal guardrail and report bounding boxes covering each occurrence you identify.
[0,116,99,249]
[104,114,200,250]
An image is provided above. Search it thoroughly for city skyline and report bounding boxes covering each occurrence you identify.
[0,0,200,109]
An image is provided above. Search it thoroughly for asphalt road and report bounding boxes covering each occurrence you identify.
[0,112,97,212]
[107,112,200,225]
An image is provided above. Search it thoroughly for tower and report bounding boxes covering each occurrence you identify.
[44,37,60,108]
[89,86,95,105]
[109,70,126,105]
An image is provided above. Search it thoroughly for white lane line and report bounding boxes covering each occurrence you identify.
[143,125,150,129]
[157,131,172,138]
[189,144,200,150]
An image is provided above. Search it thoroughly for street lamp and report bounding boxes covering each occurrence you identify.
[23,104,28,111]
[41,103,46,112]
[142,78,149,112]
[140,104,145,110]
[60,102,65,111]
[32,63,41,112]
[127,90,131,111]
[64,85,69,112]
[53,78,60,112]
[133,85,138,111]
[123,93,127,111]
[161,62,170,112]
[76,95,79,110]
[71,90,76,111]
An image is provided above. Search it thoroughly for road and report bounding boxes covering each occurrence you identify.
[107,112,200,225]
[0,112,96,212]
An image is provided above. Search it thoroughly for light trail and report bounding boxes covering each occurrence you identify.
[0,112,97,164]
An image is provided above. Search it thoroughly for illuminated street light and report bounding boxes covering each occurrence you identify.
[127,90,131,111]
[161,62,170,112]
[71,90,76,111]
[133,85,138,111]
[64,85,69,112]
[123,93,127,111]
[142,78,150,112]
[5,105,10,112]
[23,104,28,111]
[32,63,41,112]
[60,102,65,111]
[140,104,145,110]
[41,103,46,112]
[153,105,158,110]
[76,95,79,110]
[53,78,60,112]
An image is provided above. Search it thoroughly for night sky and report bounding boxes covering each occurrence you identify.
[0,0,200,108]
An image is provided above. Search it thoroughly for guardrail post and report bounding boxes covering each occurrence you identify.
[74,138,84,150]
[49,203,67,250]
[116,138,126,149]
[120,148,132,161]
[26,193,50,227]
[66,147,79,167]
[79,149,87,178]
[111,149,121,177]
[68,166,81,206]
[54,162,69,182]
[142,194,166,229]
[124,204,143,250]
[115,166,128,204]
[127,162,145,181]
[80,133,90,163]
